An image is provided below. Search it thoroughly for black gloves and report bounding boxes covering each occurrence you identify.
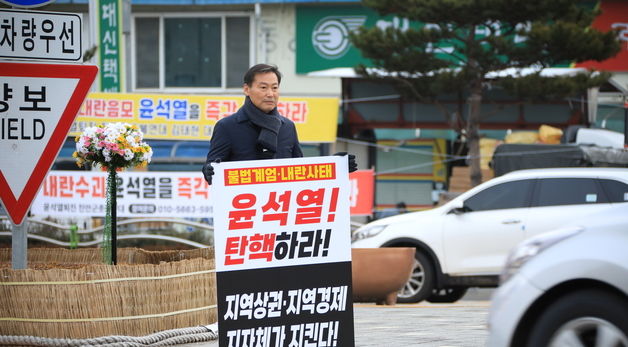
[348,154,358,173]
[202,159,221,185]
[202,164,214,185]
[334,152,358,173]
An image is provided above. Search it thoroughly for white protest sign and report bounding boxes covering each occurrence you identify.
[212,156,355,347]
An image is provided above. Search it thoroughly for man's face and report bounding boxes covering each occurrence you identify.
[244,72,279,113]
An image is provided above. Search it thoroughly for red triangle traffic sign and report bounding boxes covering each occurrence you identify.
[0,62,98,225]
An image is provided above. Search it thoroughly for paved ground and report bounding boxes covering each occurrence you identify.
[352,301,489,346]
[181,288,493,347]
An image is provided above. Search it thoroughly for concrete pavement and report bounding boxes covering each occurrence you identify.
[180,291,492,347]
[352,301,489,346]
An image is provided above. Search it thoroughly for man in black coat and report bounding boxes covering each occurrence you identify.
[202,64,355,184]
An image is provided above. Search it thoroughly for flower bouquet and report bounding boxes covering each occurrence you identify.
[74,123,152,264]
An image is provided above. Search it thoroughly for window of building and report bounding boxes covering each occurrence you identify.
[133,14,251,91]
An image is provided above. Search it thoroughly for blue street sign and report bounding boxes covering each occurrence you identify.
[0,0,55,8]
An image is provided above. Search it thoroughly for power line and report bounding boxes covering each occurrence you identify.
[338,137,621,176]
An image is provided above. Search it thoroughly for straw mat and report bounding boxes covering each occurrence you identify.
[0,248,217,339]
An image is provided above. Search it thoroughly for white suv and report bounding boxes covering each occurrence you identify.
[351,167,628,303]
[488,205,628,347]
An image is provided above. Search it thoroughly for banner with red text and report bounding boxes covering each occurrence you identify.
[30,171,211,218]
[349,169,374,216]
[70,93,339,143]
[574,0,628,71]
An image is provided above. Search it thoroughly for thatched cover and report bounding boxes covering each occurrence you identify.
[0,248,216,339]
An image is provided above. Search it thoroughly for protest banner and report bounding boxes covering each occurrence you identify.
[70,93,339,143]
[30,171,211,218]
[348,169,374,216]
[212,156,354,347]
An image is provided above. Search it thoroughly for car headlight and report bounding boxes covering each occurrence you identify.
[500,226,583,284]
[351,224,387,242]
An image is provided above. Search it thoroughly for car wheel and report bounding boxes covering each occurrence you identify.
[396,251,435,303]
[526,289,628,347]
[426,287,468,303]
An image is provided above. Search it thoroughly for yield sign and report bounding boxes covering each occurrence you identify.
[0,62,97,225]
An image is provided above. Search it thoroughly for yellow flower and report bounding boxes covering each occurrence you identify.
[72,151,78,158]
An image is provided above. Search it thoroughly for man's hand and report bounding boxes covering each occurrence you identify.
[202,159,221,185]
[334,152,358,173]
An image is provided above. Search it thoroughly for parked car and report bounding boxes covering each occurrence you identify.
[487,205,628,347]
[351,167,628,303]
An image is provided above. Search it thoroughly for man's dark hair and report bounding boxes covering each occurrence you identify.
[243,64,282,86]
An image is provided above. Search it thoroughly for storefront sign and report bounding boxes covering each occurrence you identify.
[212,156,354,347]
[97,0,123,91]
[296,5,381,74]
[71,93,339,143]
[296,5,510,74]
[297,3,619,74]
[575,0,628,71]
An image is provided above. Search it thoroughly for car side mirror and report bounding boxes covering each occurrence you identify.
[448,200,467,215]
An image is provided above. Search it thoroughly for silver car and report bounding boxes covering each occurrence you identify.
[488,205,628,347]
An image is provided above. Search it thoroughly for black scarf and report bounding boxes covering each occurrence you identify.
[243,96,282,155]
